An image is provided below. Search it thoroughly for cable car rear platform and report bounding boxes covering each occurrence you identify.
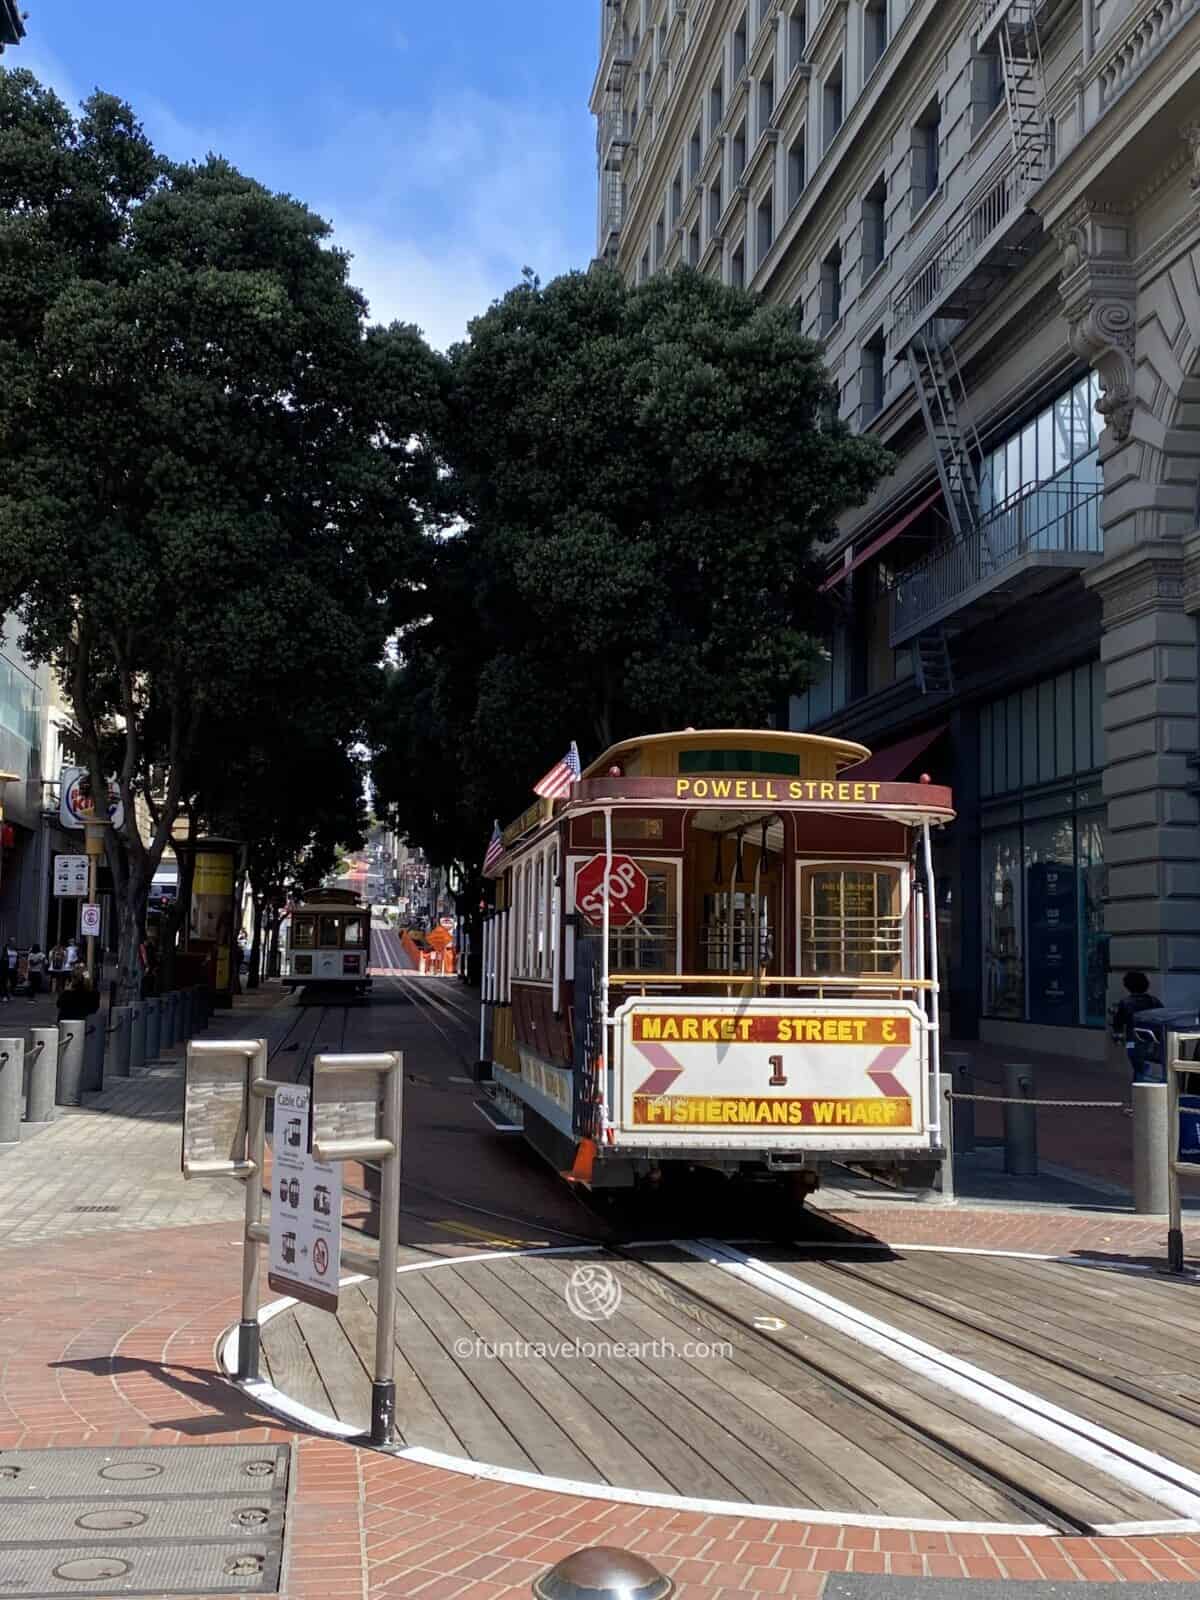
[246,1228,1200,1538]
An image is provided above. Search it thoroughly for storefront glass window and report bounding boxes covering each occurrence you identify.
[982,830,1023,1019]
[1024,817,1076,1026]
[1079,812,1108,1028]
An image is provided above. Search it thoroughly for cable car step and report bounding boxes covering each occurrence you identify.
[474,1095,523,1134]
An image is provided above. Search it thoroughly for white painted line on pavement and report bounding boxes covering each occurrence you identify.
[685,1238,1200,1522]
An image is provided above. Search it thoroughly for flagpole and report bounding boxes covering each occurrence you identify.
[600,805,613,1141]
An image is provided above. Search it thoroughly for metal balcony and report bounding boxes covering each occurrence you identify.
[889,481,1103,645]
[892,159,1042,341]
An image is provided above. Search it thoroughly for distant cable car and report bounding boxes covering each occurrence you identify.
[282,887,372,997]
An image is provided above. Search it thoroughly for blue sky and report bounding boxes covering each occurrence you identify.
[15,1,600,349]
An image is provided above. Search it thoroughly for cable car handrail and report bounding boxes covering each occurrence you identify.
[608,973,936,989]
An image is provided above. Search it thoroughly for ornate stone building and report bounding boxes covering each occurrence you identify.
[0,2,25,52]
[593,0,1200,1054]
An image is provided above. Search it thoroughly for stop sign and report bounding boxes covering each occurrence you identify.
[575,854,649,928]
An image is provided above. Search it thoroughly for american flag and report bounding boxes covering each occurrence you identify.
[533,741,581,800]
[482,820,503,877]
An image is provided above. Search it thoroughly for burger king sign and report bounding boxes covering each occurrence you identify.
[59,766,125,831]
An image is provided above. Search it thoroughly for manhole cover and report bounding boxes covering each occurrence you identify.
[232,1508,269,1528]
[242,1460,274,1477]
[75,1509,148,1531]
[53,1558,131,1580]
[98,1461,163,1481]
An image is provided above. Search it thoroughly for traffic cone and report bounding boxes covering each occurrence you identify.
[562,1137,596,1185]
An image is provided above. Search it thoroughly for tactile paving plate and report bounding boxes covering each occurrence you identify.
[0,1541,275,1595]
[0,1445,289,1598]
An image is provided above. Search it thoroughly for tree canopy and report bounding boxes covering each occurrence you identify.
[0,68,441,994]
[371,265,893,888]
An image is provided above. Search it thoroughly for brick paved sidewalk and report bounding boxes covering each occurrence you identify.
[4,987,1200,1595]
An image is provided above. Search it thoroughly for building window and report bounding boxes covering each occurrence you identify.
[758,59,775,133]
[654,210,666,264]
[978,373,1103,552]
[912,97,941,211]
[688,219,701,265]
[861,327,886,421]
[789,2,807,69]
[689,119,702,180]
[710,68,724,135]
[982,797,1107,1029]
[708,173,723,232]
[971,35,1005,134]
[730,240,746,288]
[670,167,683,225]
[732,117,747,179]
[862,174,886,276]
[823,57,844,150]
[819,241,842,333]
[756,188,774,263]
[758,0,773,21]
[789,628,850,730]
[787,132,806,209]
[733,8,748,77]
[864,0,888,74]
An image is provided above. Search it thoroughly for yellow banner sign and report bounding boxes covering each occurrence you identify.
[632,1014,910,1045]
[634,1095,913,1128]
[675,778,883,802]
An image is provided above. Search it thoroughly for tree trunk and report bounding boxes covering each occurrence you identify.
[248,892,265,990]
[266,908,281,979]
[116,858,149,1004]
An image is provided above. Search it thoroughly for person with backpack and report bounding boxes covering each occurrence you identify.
[1111,970,1163,1093]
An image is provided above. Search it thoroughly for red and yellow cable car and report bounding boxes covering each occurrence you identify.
[477,729,954,1198]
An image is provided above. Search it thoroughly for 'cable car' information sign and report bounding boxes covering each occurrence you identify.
[268,1084,343,1311]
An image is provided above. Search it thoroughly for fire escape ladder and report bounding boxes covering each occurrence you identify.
[995,0,1049,188]
[906,330,982,545]
[915,631,955,695]
[597,2,631,263]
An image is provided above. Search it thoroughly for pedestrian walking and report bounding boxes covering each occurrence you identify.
[1111,970,1164,1098]
[57,970,99,1021]
[0,939,17,1003]
[48,942,66,993]
[26,942,46,997]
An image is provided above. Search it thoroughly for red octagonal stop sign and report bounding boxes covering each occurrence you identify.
[575,853,649,928]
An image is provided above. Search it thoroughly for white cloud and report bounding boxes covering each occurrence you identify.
[333,220,499,350]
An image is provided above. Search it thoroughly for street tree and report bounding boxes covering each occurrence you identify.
[0,70,439,997]
[372,265,893,914]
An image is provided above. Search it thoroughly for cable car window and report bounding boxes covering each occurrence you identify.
[800,866,902,976]
[320,915,347,947]
[579,863,677,974]
[292,915,316,949]
[343,918,365,947]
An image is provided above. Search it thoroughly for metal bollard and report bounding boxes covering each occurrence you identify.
[1133,1080,1171,1213]
[26,1028,58,1123]
[166,989,180,1044]
[0,1037,23,1144]
[82,1015,104,1092]
[108,1006,132,1078]
[144,997,161,1060]
[944,1050,975,1154]
[57,1022,86,1106]
[938,1071,955,1203]
[1003,1062,1038,1176]
[128,1003,145,1075]
[178,987,194,1044]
